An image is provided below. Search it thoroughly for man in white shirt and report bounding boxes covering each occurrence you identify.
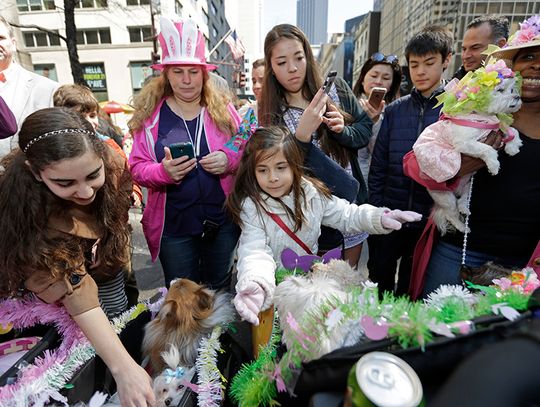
[0,15,59,157]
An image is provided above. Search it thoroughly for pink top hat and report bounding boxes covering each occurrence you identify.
[152,17,217,71]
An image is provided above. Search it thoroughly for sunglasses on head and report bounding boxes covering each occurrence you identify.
[371,52,399,65]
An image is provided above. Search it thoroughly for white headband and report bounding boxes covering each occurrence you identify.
[23,128,94,154]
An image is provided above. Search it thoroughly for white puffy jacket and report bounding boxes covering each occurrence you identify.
[235,179,391,310]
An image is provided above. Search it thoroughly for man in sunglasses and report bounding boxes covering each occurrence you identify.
[453,14,508,80]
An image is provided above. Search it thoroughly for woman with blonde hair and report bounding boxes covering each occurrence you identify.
[129,17,241,289]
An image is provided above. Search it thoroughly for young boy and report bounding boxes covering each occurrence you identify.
[367,25,453,295]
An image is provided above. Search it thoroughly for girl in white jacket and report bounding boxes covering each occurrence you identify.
[227,127,421,325]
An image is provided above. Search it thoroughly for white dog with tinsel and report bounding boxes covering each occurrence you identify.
[413,59,522,234]
[274,259,368,360]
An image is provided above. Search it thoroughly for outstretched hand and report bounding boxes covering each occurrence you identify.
[381,209,422,230]
[115,360,156,407]
[234,281,265,326]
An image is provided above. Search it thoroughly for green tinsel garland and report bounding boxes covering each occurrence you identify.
[229,319,281,407]
[229,281,535,406]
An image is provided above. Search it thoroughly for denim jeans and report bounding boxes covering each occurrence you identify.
[422,241,529,298]
[159,220,240,290]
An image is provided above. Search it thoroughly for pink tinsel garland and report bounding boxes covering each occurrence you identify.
[0,295,89,403]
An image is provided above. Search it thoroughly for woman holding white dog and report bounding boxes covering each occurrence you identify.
[406,15,540,298]
[227,127,422,325]
[129,17,241,289]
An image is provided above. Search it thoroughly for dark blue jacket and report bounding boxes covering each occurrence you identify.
[368,86,445,228]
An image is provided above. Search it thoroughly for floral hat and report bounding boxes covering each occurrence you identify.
[152,16,217,71]
[490,15,540,67]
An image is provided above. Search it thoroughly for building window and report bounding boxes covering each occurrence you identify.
[202,9,208,25]
[82,63,108,101]
[473,2,487,14]
[127,0,149,5]
[16,0,55,12]
[128,26,152,43]
[514,2,527,14]
[34,63,57,81]
[211,25,218,38]
[23,30,61,47]
[210,2,217,14]
[502,2,514,14]
[130,61,153,92]
[488,2,501,14]
[75,0,108,8]
[76,28,111,45]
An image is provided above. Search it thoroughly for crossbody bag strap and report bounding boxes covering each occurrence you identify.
[266,211,313,255]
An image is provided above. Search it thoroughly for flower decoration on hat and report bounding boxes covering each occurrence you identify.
[436,59,522,120]
[507,15,540,47]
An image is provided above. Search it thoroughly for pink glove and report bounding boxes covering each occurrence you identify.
[233,282,265,326]
[381,209,422,230]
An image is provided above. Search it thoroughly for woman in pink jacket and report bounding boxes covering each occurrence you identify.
[128,17,241,289]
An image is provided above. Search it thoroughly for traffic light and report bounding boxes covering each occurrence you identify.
[239,72,247,88]
[151,51,160,65]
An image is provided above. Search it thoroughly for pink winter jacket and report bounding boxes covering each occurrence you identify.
[129,99,241,261]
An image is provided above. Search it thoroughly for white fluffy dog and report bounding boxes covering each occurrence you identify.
[413,61,522,234]
[152,345,196,407]
[274,260,368,360]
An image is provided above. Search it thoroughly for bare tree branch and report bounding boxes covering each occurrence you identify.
[8,22,67,43]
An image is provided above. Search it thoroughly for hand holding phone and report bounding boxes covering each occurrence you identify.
[368,87,387,109]
[163,142,197,182]
[169,141,195,160]
[322,71,337,95]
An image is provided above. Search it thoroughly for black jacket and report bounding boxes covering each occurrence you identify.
[368,85,445,228]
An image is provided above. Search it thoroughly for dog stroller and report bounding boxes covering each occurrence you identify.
[0,295,151,406]
[230,279,540,407]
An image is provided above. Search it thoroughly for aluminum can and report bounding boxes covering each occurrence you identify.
[344,352,423,407]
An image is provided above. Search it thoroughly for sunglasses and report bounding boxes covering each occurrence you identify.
[371,52,399,65]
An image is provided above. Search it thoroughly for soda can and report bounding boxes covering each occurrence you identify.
[344,352,423,407]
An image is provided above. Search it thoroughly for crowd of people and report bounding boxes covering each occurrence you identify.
[0,10,539,406]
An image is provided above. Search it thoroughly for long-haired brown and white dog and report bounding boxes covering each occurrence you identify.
[142,278,235,373]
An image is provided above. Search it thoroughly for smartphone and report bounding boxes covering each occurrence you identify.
[322,71,337,94]
[169,141,195,159]
[368,87,387,109]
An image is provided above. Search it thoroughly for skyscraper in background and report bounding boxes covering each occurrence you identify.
[296,0,329,44]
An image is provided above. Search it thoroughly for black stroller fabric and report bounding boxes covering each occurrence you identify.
[0,325,60,387]
[176,319,253,407]
[277,312,537,406]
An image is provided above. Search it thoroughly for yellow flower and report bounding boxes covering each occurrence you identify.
[476,71,500,88]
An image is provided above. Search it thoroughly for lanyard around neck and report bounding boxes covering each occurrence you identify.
[179,106,205,157]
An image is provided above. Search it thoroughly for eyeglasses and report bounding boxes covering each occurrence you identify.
[370,52,399,65]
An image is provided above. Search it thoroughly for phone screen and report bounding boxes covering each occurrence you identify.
[322,71,337,94]
[368,87,386,108]
[169,142,195,159]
